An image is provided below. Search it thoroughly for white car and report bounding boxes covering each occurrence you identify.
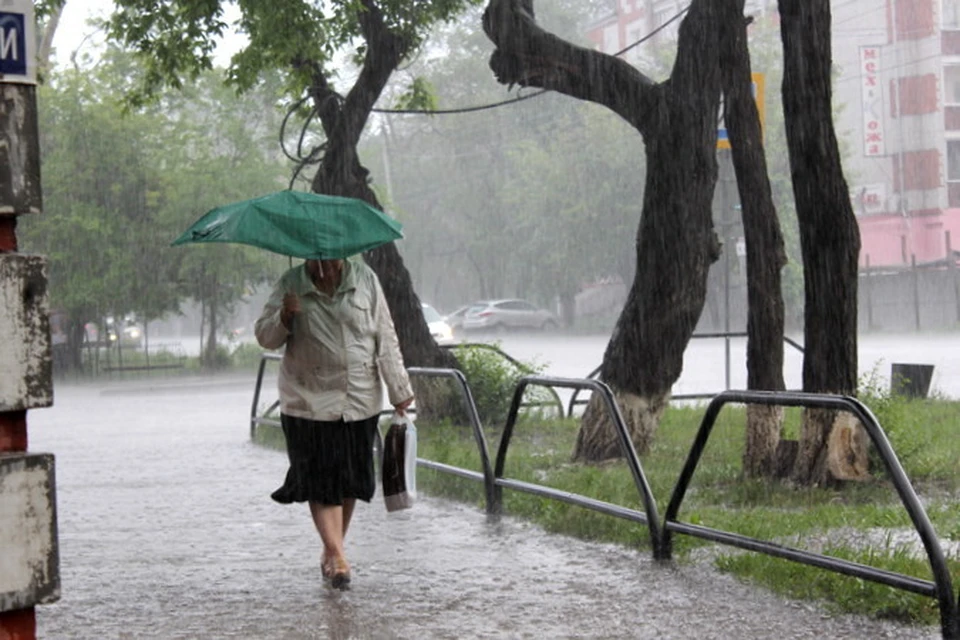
[443,305,470,334]
[422,303,455,345]
[461,299,559,333]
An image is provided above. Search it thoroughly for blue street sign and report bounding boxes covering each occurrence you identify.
[0,1,35,85]
[0,12,26,78]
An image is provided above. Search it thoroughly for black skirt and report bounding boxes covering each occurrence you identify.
[271,413,379,506]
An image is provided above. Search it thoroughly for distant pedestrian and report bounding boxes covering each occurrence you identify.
[255,256,414,590]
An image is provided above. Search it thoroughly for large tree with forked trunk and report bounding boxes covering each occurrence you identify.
[483,0,725,460]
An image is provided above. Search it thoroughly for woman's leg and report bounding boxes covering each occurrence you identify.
[310,499,357,553]
[342,498,357,539]
[310,502,350,586]
[310,502,344,558]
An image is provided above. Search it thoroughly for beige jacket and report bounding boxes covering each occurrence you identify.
[254,257,413,422]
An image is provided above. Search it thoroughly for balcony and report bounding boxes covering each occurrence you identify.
[950,181,960,207]
[946,106,960,130]
[943,29,960,55]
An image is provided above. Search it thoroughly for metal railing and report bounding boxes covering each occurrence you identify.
[249,352,959,637]
[405,367,496,511]
[566,332,806,416]
[662,390,958,639]
[250,352,282,438]
[492,375,662,554]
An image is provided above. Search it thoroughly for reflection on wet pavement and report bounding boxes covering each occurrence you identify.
[29,379,939,639]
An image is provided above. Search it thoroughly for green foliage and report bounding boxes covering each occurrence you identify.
[858,362,908,432]
[857,363,924,478]
[107,0,483,103]
[394,77,438,112]
[451,343,548,428]
[35,1,66,22]
[230,342,270,370]
[715,548,947,625]
[857,363,960,485]
[20,51,289,369]
[203,343,233,370]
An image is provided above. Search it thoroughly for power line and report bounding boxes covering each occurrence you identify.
[376,88,545,115]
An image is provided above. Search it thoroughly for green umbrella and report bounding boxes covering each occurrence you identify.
[171,190,403,259]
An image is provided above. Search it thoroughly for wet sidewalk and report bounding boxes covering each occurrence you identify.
[29,378,939,639]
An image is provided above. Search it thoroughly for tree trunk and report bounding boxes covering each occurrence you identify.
[296,3,456,374]
[143,315,151,370]
[779,0,861,486]
[574,389,667,460]
[307,109,455,372]
[38,5,63,75]
[61,318,84,376]
[559,291,575,327]
[203,296,218,369]
[285,2,457,423]
[483,0,723,460]
[719,3,787,477]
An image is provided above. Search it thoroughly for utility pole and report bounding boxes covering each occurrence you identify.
[718,148,738,391]
[0,3,59,639]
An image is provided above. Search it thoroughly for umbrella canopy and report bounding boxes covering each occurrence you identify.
[171,190,403,260]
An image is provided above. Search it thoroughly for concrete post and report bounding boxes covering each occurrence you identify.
[0,3,59,638]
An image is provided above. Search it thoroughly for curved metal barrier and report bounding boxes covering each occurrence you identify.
[405,366,497,512]
[493,375,663,556]
[566,332,806,416]
[662,390,959,639]
[250,352,282,438]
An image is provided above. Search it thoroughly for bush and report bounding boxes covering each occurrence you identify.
[451,343,550,427]
[231,342,268,369]
[857,362,921,476]
[202,343,233,370]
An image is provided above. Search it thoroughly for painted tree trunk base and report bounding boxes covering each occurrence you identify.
[743,404,783,478]
[793,408,869,486]
[826,411,870,481]
[572,389,668,462]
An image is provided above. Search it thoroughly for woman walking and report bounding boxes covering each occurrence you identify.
[255,256,414,590]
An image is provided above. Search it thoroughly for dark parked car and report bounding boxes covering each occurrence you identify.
[460,299,558,332]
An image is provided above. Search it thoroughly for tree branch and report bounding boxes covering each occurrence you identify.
[482,0,658,134]
[341,0,410,147]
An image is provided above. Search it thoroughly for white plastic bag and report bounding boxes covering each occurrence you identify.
[381,412,417,512]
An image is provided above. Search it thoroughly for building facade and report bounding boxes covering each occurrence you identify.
[586,0,960,270]
[833,0,960,268]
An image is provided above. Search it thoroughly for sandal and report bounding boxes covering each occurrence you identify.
[329,555,351,591]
